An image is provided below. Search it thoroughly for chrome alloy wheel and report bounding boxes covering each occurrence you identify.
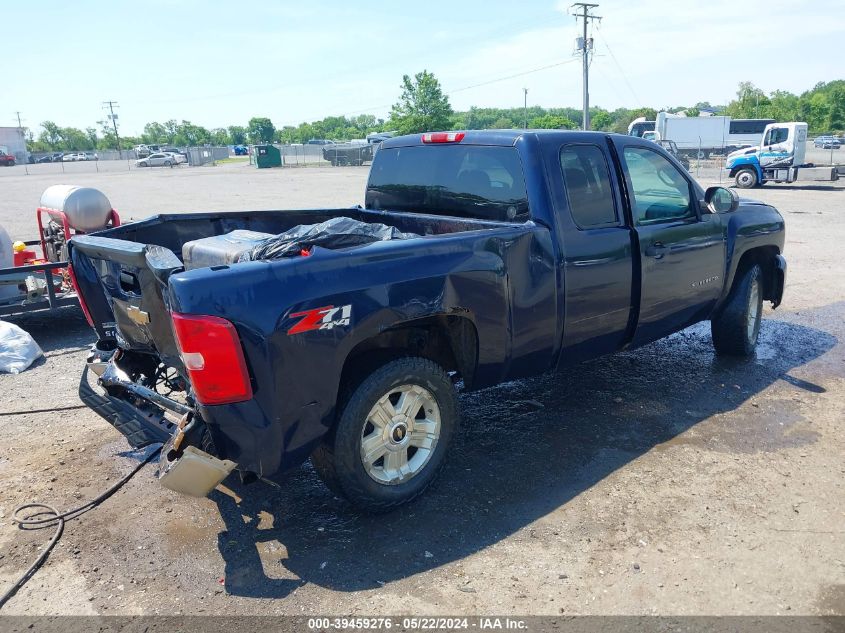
[360,384,441,485]
[747,277,761,343]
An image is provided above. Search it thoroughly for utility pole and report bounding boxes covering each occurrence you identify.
[15,111,29,174]
[571,3,600,131]
[102,100,122,158]
[15,110,25,149]
[523,88,529,129]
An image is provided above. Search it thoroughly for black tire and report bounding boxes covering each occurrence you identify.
[711,263,764,357]
[735,168,758,189]
[165,160,172,167]
[311,356,458,512]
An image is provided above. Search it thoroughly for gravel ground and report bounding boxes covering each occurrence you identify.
[0,160,843,616]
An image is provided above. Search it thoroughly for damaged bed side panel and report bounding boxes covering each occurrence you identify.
[165,225,557,481]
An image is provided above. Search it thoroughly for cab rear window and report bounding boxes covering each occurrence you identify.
[366,145,529,222]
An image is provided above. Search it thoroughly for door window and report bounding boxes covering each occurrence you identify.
[559,145,618,228]
[622,146,694,224]
[763,127,789,145]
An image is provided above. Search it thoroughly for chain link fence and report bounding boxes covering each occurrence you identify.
[246,143,376,168]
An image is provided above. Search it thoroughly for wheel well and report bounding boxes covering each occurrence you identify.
[339,316,478,398]
[731,164,757,178]
[735,246,780,302]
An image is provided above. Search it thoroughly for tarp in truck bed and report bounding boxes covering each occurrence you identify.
[237,216,420,261]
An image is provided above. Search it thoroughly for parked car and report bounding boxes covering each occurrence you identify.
[72,129,787,512]
[306,139,334,145]
[62,153,77,162]
[0,150,15,166]
[161,147,186,158]
[814,136,841,149]
[163,151,187,165]
[84,151,99,161]
[135,152,178,167]
[233,145,249,155]
[36,155,53,163]
[322,141,374,166]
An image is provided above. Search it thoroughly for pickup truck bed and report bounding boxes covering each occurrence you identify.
[70,129,786,511]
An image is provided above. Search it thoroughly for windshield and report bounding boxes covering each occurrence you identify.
[366,145,529,222]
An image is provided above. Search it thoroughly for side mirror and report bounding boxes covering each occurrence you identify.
[704,186,739,213]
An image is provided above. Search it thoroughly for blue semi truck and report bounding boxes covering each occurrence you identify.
[726,122,840,188]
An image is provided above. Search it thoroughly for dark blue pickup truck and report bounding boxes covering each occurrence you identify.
[69,129,786,511]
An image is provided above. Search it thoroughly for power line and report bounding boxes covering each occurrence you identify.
[335,58,580,121]
[571,3,601,130]
[594,26,642,107]
[447,58,578,95]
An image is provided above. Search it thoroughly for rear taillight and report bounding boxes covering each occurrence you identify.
[421,132,465,143]
[66,263,95,327]
[170,313,253,406]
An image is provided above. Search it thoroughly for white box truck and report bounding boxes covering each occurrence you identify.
[629,114,774,158]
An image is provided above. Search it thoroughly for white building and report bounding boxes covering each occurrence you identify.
[0,127,28,164]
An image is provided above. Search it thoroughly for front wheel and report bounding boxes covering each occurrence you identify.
[735,168,758,189]
[711,263,764,357]
[311,357,458,512]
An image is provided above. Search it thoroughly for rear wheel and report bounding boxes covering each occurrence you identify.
[311,357,457,512]
[165,160,172,167]
[711,263,764,357]
[735,168,758,189]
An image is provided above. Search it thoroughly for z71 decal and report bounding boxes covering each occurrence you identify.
[287,305,352,335]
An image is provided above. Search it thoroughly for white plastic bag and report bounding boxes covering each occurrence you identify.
[0,321,44,374]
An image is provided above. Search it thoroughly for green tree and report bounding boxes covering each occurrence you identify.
[142,122,168,144]
[827,86,845,132]
[163,120,180,144]
[492,116,515,129]
[228,125,247,145]
[210,128,229,145]
[389,70,453,135]
[629,107,657,121]
[58,127,93,151]
[247,117,276,143]
[39,121,62,149]
[175,120,211,146]
[590,110,613,130]
[276,126,298,144]
[85,127,98,148]
[529,114,575,129]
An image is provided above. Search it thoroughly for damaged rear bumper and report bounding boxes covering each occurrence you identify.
[81,354,237,497]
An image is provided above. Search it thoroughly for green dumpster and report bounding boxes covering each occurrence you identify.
[254,144,281,168]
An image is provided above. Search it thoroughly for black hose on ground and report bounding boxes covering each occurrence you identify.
[0,446,161,610]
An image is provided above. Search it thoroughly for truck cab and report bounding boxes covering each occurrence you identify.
[726,122,815,188]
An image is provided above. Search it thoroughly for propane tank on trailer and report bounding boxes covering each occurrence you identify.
[0,224,18,301]
[39,185,113,233]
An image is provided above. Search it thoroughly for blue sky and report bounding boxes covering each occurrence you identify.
[2,0,842,136]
